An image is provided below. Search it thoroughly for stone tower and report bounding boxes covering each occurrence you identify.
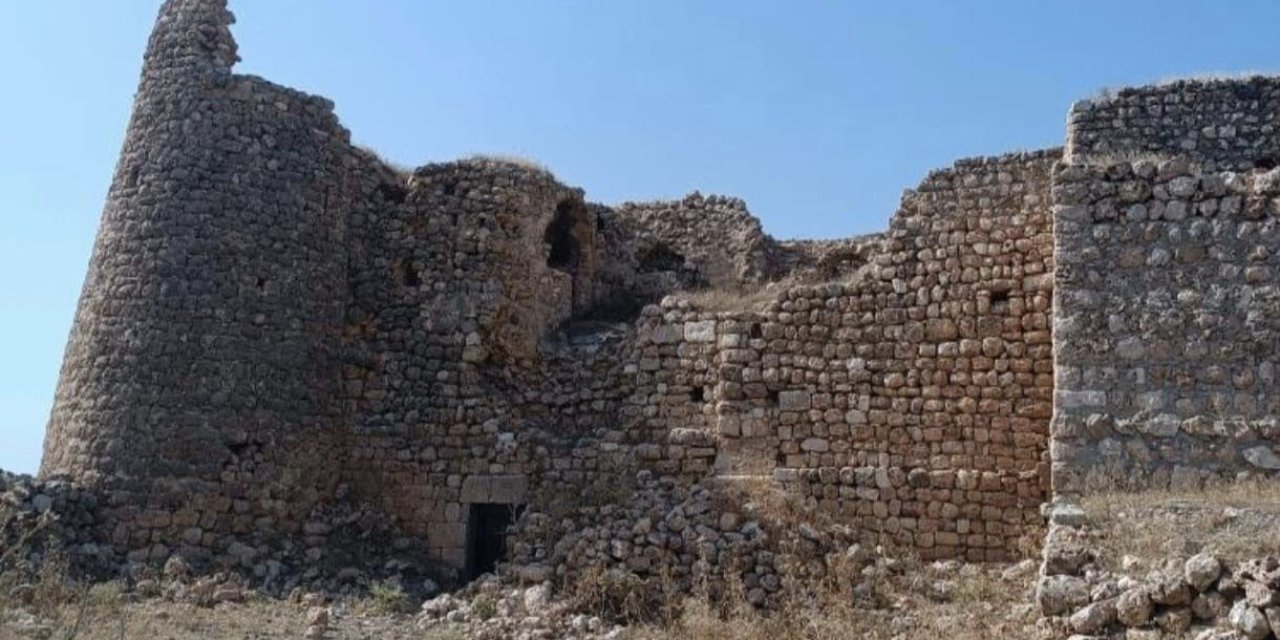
[42,0,354,536]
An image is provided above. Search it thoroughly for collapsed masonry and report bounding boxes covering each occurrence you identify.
[35,0,1280,598]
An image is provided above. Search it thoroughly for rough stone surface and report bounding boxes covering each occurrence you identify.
[1188,553,1225,593]
[24,0,1280,621]
[1053,152,1280,492]
[1231,600,1272,640]
[1038,575,1090,616]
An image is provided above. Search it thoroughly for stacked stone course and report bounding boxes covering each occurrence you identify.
[1068,78,1280,169]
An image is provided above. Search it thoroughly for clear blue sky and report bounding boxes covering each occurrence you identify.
[2,1,1277,475]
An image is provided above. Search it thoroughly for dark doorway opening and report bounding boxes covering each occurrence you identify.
[466,503,524,580]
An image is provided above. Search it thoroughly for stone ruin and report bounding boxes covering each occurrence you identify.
[25,0,1280,618]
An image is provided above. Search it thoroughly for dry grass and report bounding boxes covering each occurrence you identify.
[462,153,551,174]
[677,285,783,313]
[0,560,140,640]
[612,559,1035,640]
[554,478,1037,640]
[1081,480,1280,569]
[0,599,316,640]
[0,580,435,640]
[367,580,412,615]
[1156,70,1278,86]
[354,143,413,177]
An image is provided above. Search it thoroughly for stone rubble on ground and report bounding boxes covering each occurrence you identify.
[1038,501,1280,639]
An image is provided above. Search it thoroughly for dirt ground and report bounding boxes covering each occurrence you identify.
[0,557,1039,640]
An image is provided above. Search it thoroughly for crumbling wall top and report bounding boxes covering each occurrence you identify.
[1066,75,1280,168]
[146,0,239,81]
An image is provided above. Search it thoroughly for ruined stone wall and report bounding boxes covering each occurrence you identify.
[616,193,774,288]
[1067,77,1280,170]
[342,159,611,567]
[41,0,359,559]
[761,151,1057,560]
[1052,160,1280,492]
[38,0,1061,579]
[770,235,885,283]
[614,152,1059,560]
[1052,79,1280,494]
[58,0,1280,590]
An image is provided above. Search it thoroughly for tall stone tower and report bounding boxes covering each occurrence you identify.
[42,0,355,540]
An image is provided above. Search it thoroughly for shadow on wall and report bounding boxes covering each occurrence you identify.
[544,198,597,316]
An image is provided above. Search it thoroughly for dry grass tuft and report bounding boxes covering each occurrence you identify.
[0,552,137,640]
[462,153,552,174]
[615,558,1034,640]
[1156,70,1278,86]
[1081,480,1280,568]
[562,566,680,626]
[354,143,413,177]
[367,580,412,615]
[677,285,782,313]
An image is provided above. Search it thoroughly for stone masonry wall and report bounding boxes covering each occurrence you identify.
[52,0,1280,593]
[776,151,1056,560]
[646,151,1060,561]
[1067,77,1280,170]
[616,193,774,288]
[1052,160,1280,492]
[1052,78,1280,494]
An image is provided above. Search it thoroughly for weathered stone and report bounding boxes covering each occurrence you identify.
[1038,575,1091,616]
[1069,598,1117,635]
[1230,600,1272,640]
[778,390,812,411]
[683,320,716,343]
[1185,553,1223,592]
[1243,446,1280,470]
[1116,588,1154,627]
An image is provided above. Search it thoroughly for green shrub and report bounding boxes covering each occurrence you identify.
[471,594,496,621]
[369,580,411,614]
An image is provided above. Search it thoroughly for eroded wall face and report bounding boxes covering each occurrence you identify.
[612,152,1058,561]
[1053,79,1280,494]
[342,161,642,568]
[616,194,774,288]
[1053,162,1280,492]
